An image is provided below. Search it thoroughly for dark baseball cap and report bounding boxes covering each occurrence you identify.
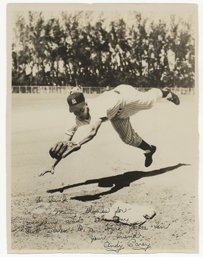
[67,92,85,112]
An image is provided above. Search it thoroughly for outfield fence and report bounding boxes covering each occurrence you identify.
[11,85,195,95]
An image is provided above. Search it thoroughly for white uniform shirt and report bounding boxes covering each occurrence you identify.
[75,89,122,127]
[75,84,162,126]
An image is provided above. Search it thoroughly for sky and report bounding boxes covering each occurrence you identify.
[10,3,197,33]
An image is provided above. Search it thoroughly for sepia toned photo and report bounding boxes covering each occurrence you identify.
[7,3,199,253]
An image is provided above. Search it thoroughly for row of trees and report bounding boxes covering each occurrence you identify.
[12,11,195,88]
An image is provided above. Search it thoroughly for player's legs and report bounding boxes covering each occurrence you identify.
[115,84,163,110]
[115,84,180,109]
[138,86,180,106]
[131,87,180,109]
[111,117,156,167]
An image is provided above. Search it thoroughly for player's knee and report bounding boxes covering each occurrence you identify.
[120,133,142,147]
[120,135,134,145]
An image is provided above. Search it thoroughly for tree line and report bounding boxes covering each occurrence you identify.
[12,11,195,88]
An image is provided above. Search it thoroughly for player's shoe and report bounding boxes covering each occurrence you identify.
[144,145,157,167]
[166,91,180,105]
[163,87,180,105]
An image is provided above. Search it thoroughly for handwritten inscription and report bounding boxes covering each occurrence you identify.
[76,205,152,252]
[105,223,122,234]
[85,205,110,214]
[115,206,127,215]
[153,222,171,229]
[13,202,157,253]
[104,241,124,253]
[65,214,84,224]
[127,239,151,251]
[90,235,106,243]
[117,230,142,239]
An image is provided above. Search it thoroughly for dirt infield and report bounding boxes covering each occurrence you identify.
[9,93,198,253]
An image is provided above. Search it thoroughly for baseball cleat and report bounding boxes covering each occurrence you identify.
[144,145,157,167]
[166,91,180,105]
[163,87,180,105]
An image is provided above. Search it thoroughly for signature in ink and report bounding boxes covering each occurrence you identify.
[104,241,124,253]
[127,239,151,251]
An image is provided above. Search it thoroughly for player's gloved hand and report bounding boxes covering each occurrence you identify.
[49,141,68,159]
[49,141,81,159]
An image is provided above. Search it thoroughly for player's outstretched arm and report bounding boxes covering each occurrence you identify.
[78,118,104,146]
[64,124,78,141]
[38,125,79,177]
[38,120,104,177]
[38,141,81,177]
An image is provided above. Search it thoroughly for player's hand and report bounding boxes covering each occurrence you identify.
[61,141,81,158]
[39,166,55,177]
[49,141,81,159]
[49,141,68,159]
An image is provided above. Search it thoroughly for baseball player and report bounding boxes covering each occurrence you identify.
[39,84,180,176]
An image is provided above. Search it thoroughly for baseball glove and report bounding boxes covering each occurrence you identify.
[49,141,81,159]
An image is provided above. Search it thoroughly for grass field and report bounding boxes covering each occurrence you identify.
[9,93,198,253]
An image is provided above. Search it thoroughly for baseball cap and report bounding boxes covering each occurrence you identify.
[67,92,85,112]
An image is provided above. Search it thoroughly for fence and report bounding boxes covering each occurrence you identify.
[12,85,109,94]
[11,85,195,95]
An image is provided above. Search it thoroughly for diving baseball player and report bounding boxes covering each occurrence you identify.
[39,84,180,176]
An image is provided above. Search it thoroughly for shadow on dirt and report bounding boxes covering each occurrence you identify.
[47,163,189,202]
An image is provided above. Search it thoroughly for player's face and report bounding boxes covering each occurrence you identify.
[73,104,89,120]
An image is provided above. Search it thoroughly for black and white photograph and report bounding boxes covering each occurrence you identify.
[7,2,199,253]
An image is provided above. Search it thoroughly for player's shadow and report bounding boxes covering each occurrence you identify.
[47,163,189,202]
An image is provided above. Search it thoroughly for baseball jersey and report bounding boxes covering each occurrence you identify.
[75,84,162,126]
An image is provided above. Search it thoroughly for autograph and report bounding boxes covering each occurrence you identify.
[104,241,125,253]
[127,239,151,251]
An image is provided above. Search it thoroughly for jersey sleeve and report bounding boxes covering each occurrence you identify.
[90,91,122,121]
[76,117,90,127]
[65,124,78,139]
